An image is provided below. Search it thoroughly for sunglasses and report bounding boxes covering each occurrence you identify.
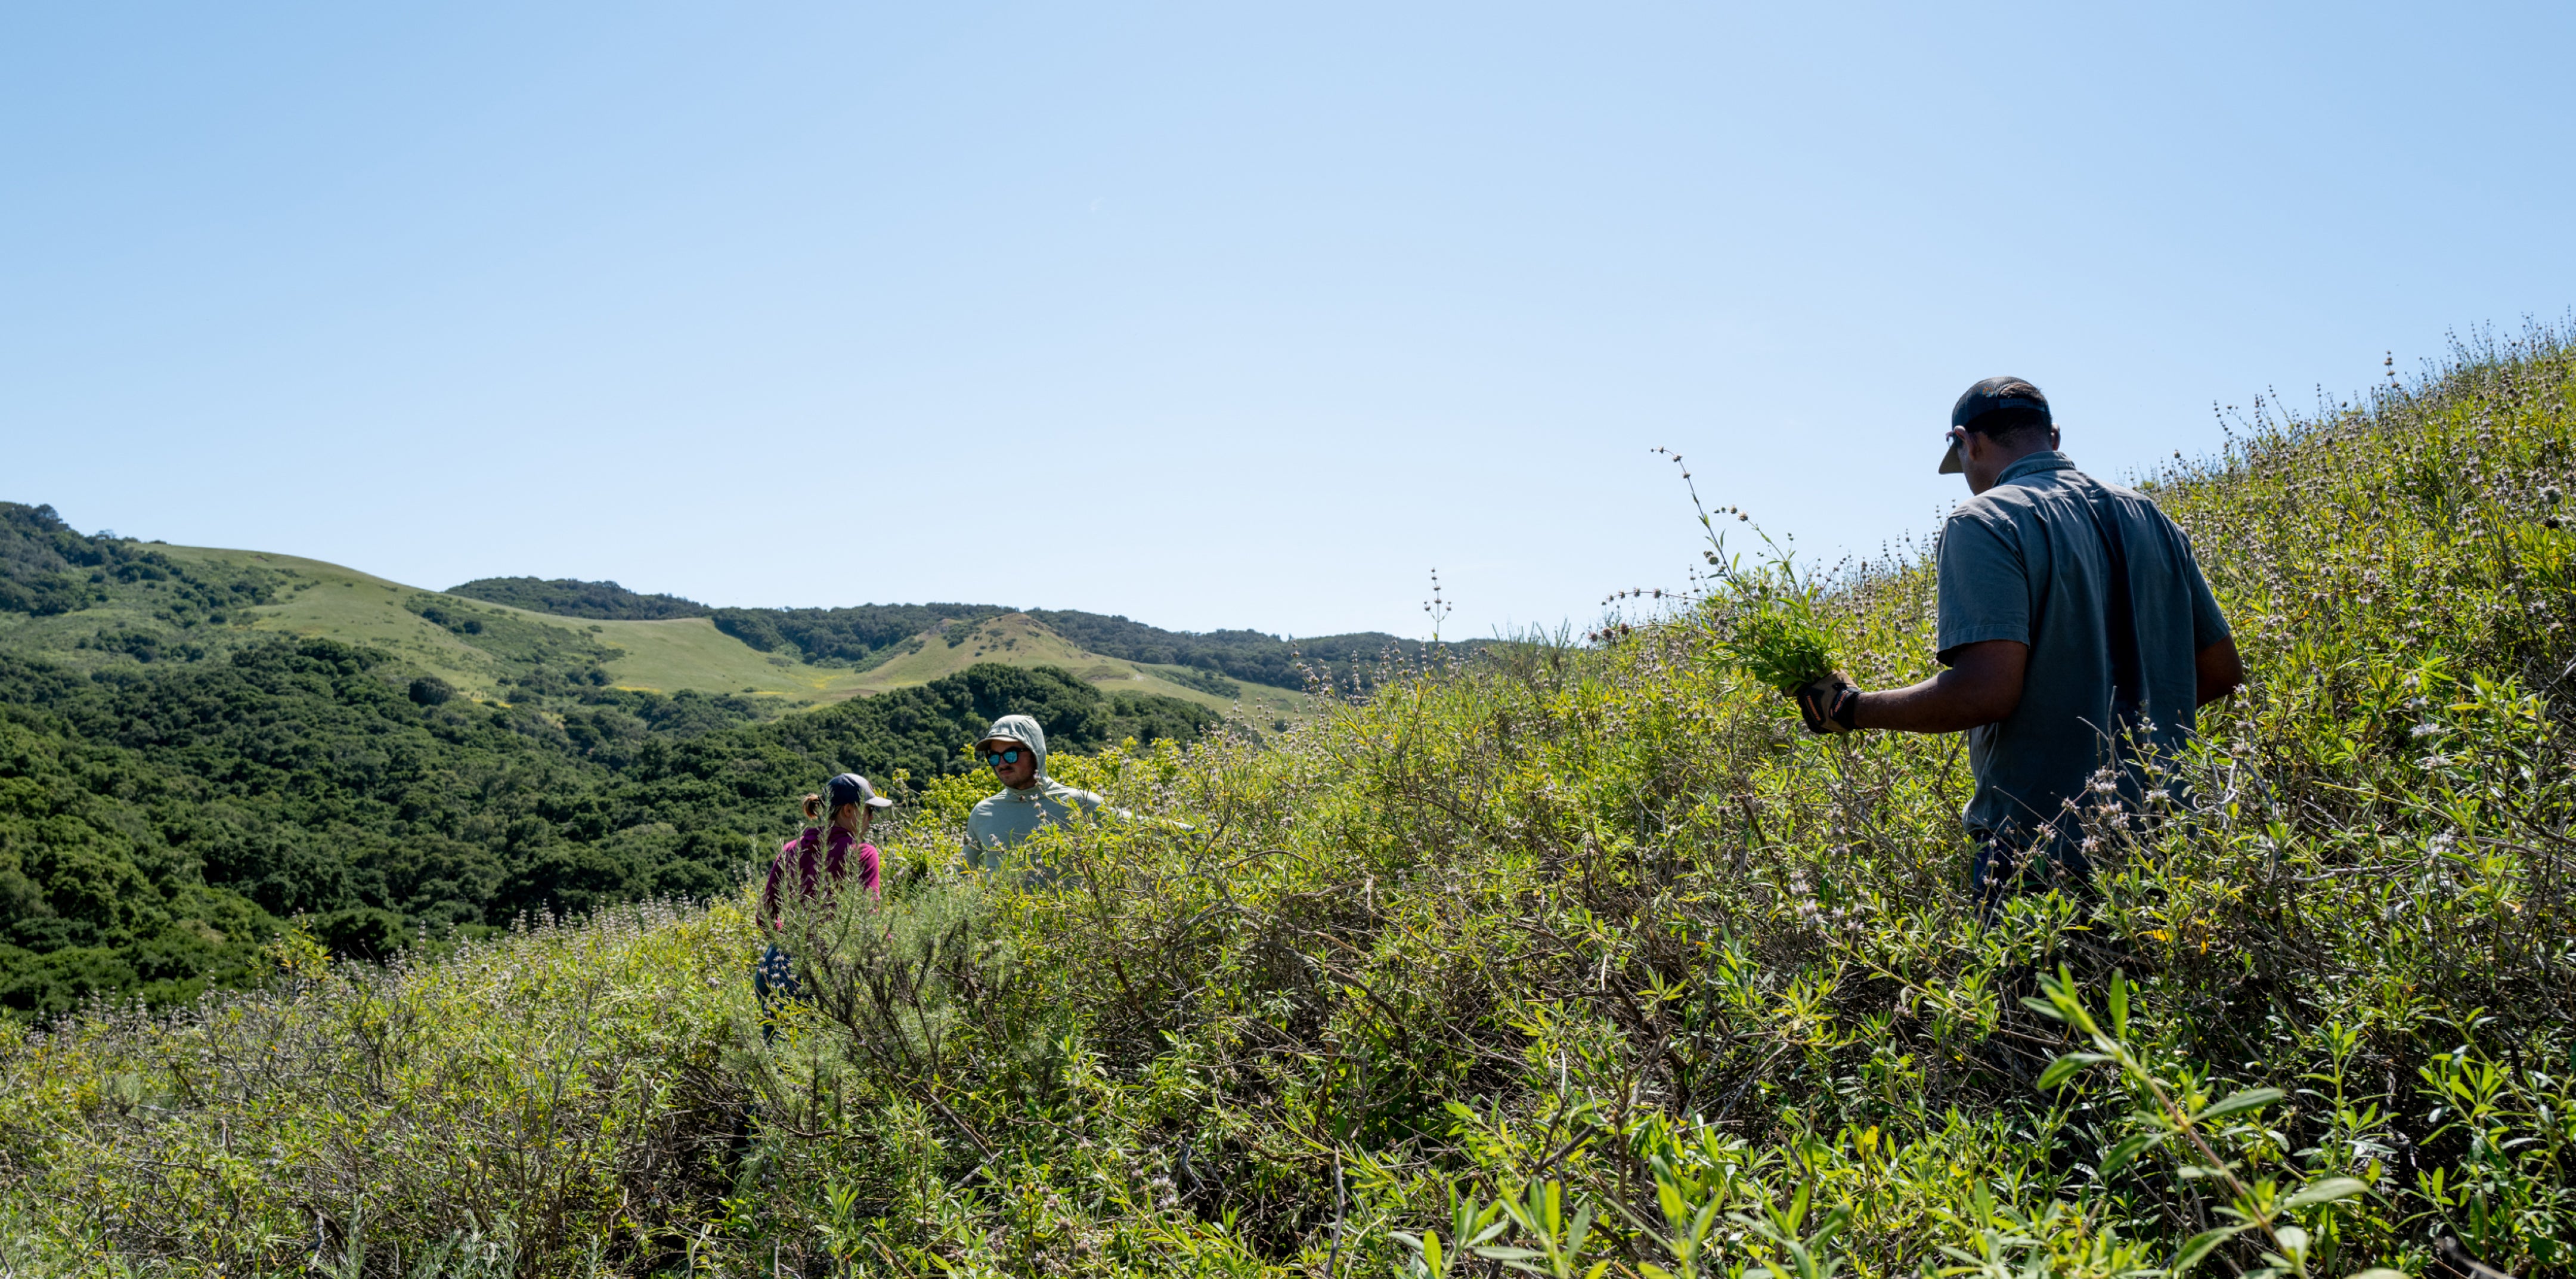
[980,748,1027,766]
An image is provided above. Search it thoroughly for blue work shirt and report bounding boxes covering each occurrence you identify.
[1934,451,2230,844]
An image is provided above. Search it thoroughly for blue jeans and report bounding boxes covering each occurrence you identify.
[753,943,800,1042]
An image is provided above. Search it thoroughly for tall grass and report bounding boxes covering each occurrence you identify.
[3,326,2571,1275]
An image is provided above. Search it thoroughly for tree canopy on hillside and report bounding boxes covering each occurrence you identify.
[0,637,1219,1021]
[446,576,713,620]
[709,603,1007,665]
[0,502,277,624]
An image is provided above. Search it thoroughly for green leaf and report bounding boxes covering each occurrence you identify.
[2100,1132,2166,1176]
[2343,1270,2407,1279]
[1809,1204,1851,1247]
[1784,1240,1819,1279]
[2172,1225,2248,1274]
[2196,1088,2286,1122]
[2280,1177,2371,1210]
[1565,1204,1597,1257]
[2107,970,2130,1038]
[2020,995,2069,1022]
[2038,1052,2107,1089]
[1657,1180,1687,1225]
[1472,1247,1545,1262]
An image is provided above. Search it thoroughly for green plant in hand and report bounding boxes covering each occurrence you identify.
[1720,581,1838,693]
[1652,447,1840,693]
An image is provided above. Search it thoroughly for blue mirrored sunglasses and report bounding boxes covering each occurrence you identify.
[980,748,1026,766]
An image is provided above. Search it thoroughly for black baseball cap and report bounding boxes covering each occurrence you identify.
[1939,377,2052,475]
[826,773,895,811]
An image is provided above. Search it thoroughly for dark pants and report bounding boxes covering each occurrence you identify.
[753,943,800,1043]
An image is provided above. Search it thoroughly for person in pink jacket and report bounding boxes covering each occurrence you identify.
[754,772,891,1038]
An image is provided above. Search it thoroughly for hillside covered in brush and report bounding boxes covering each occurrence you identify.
[4,330,2571,1276]
[0,643,1219,1021]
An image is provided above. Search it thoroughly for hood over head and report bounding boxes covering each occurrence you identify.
[977,714,1049,779]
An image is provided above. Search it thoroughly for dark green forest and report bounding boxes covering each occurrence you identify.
[2,528,1223,1020]
[444,575,713,620]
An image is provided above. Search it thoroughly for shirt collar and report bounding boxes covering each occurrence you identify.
[1996,450,2077,485]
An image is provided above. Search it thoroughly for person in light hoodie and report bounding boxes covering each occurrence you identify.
[961,714,1109,875]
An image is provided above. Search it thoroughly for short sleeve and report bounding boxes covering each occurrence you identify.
[1934,510,2031,662]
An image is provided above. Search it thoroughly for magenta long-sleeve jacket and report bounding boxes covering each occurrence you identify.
[759,826,880,932]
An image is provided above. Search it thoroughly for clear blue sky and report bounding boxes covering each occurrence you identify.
[5,3,2569,640]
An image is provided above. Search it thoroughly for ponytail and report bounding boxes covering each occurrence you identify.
[801,793,823,821]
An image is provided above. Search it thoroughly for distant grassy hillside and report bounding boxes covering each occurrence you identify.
[584,611,1313,724]
[448,574,1465,707]
[0,537,1315,726]
[1027,608,1481,689]
[0,538,609,703]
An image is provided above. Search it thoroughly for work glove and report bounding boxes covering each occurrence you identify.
[1791,673,1860,735]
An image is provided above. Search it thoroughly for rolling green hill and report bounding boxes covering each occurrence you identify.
[0,534,1315,726]
[446,577,1465,710]
[0,505,1284,1020]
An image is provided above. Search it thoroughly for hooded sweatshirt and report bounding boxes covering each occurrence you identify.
[962,714,1109,872]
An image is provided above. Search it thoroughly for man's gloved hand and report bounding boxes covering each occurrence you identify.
[1791,673,1861,735]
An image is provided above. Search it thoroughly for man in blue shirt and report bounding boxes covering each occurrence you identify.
[1791,377,2244,911]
